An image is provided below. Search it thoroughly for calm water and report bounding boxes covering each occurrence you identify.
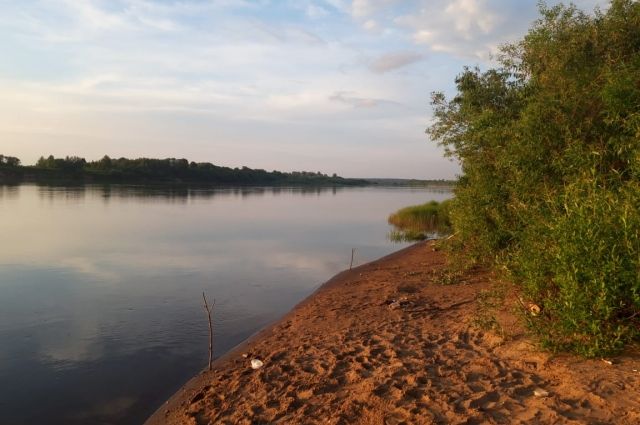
[0,184,451,425]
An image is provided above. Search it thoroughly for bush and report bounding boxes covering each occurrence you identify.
[519,179,640,355]
[428,0,640,355]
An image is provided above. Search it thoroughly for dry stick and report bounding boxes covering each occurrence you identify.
[202,292,215,371]
[444,232,458,241]
[405,297,477,313]
[515,296,529,313]
[350,248,356,270]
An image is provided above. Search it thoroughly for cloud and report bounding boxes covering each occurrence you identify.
[362,19,378,31]
[329,91,395,108]
[369,51,424,73]
[61,0,128,32]
[306,3,330,18]
[0,0,260,43]
[351,0,376,17]
[351,0,611,59]
[412,0,607,58]
[444,0,497,36]
[351,0,398,18]
[393,0,519,59]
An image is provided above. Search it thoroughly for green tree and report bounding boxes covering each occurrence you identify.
[36,155,56,168]
[0,155,21,167]
[429,0,640,355]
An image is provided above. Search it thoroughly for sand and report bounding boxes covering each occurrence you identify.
[146,241,640,424]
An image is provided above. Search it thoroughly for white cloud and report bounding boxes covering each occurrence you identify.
[306,3,330,18]
[322,0,349,13]
[445,0,497,37]
[329,91,384,108]
[362,19,378,31]
[351,0,376,17]
[61,0,129,31]
[369,51,424,73]
[393,0,515,59]
[352,0,611,59]
[351,0,398,18]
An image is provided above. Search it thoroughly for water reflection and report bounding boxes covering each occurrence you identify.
[27,183,347,203]
[0,183,19,199]
[0,184,451,425]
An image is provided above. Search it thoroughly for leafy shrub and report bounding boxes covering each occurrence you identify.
[519,179,640,355]
[428,0,640,355]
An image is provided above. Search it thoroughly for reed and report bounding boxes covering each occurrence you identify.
[388,200,452,241]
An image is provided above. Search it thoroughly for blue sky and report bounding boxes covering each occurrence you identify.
[0,0,605,178]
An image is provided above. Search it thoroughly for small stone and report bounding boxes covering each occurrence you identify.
[528,303,541,316]
[533,388,549,397]
[251,359,264,370]
[601,358,613,365]
[388,301,401,310]
[385,416,404,425]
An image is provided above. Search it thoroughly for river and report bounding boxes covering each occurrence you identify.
[0,184,451,424]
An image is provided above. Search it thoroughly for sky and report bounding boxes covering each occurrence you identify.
[0,0,606,179]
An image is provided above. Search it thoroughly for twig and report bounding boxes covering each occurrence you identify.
[350,248,356,270]
[439,297,477,310]
[624,310,640,321]
[444,232,458,241]
[515,296,528,313]
[405,297,477,313]
[202,292,215,371]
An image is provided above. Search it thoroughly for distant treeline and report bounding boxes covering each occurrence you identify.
[0,154,367,186]
[364,178,455,187]
[0,155,21,167]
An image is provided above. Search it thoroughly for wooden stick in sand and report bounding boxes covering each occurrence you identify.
[350,248,356,270]
[202,292,215,371]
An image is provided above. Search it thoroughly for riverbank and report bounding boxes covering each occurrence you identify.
[146,241,640,424]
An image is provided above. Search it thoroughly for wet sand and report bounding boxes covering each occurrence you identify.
[146,241,640,424]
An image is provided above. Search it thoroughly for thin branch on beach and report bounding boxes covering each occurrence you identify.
[350,248,356,270]
[202,292,215,371]
[404,297,477,313]
[515,296,528,313]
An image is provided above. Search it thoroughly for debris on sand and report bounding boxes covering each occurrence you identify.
[533,388,550,397]
[385,296,412,310]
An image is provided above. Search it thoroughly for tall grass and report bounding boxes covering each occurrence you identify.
[388,199,452,241]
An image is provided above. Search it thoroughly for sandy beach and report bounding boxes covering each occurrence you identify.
[146,241,640,424]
